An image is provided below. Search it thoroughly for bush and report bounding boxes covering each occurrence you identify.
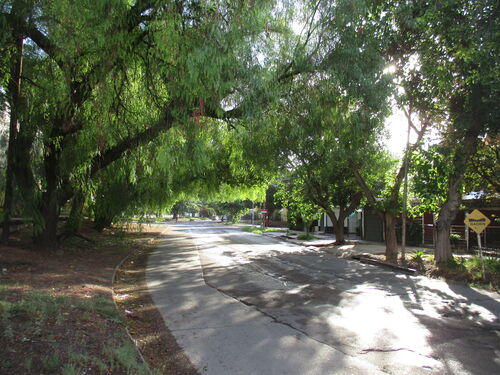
[411,250,426,261]
[242,226,263,234]
[465,256,500,274]
[297,233,316,241]
[449,233,462,248]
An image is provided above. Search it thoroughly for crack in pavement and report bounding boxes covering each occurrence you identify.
[202,277,356,358]
[359,347,439,360]
[192,240,362,359]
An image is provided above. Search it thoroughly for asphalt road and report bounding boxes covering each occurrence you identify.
[147,222,500,375]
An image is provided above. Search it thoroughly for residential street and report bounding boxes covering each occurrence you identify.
[147,222,500,375]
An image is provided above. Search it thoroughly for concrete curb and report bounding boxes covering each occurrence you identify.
[351,255,418,275]
[111,225,169,375]
[112,250,153,375]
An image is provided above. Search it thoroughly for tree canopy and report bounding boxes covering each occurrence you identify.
[0,0,497,262]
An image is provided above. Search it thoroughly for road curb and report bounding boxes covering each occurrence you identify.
[351,255,418,275]
[112,250,153,375]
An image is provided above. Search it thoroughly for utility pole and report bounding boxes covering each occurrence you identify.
[401,109,412,263]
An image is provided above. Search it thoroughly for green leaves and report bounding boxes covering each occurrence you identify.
[409,145,457,215]
[275,178,322,228]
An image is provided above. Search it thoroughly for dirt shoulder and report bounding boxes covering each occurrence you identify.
[0,222,197,374]
[113,225,199,375]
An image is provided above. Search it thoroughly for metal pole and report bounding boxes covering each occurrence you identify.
[465,222,469,251]
[401,113,411,262]
[422,215,425,246]
[477,233,486,282]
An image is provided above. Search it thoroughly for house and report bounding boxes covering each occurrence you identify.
[318,210,362,238]
[360,197,500,250]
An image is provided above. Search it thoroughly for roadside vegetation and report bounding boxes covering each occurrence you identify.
[366,250,500,290]
[297,233,317,241]
[242,226,286,234]
[0,223,161,374]
[0,0,498,369]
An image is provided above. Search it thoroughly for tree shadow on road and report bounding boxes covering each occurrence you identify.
[150,222,500,375]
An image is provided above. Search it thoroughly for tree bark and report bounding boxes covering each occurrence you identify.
[434,178,462,264]
[95,214,113,232]
[434,129,479,266]
[65,190,85,235]
[325,209,345,244]
[35,192,60,250]
[33,143,62,250]
[384,213,398,263]
[332,217,345,244]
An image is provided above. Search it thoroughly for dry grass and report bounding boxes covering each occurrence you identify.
[0,222,195,374]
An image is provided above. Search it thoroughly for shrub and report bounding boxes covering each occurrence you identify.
[449,233,462,248]
[297,233,316,241]
[411,250,426,261]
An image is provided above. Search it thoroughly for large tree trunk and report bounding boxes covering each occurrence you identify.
[64,190,85,235]
[332,219,345,244]
[1,24,24,244]
[326,209,345,244]
[35,192,60,250]
[33,144,62,250]
[385,213,398,263]
[434,129,478,266]
[322,193,361,245]
[434,178,462,264]
[95,214,113,232]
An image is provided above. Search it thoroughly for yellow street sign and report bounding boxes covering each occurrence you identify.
[464,209,491,234]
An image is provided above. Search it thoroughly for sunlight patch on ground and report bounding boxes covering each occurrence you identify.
[325,285,441,370]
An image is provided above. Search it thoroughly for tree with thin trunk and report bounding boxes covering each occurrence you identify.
[376,0,499,265]
[351,108,429,262]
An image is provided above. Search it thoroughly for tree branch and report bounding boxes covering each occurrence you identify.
[352,168,377,207]
[89,112,174,178]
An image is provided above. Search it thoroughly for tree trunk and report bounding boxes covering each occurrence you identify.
[326,209,345,244]
[95,214,114,232]
[1,27,24,244]
[33,143,62,250]
[434,222,452,264]
[434,129,478,266]
[35,195,60,250]
[434,178,462,264]
[303,219,311,235]
[333,219,345,244]
[385,213,398,263]
[65,190,85,235]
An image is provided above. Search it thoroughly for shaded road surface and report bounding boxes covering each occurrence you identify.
[147,222,500,375]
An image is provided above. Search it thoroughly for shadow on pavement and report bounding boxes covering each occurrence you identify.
[149,221,500,375]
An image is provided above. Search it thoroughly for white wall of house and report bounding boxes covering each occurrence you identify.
[322,210,361,234]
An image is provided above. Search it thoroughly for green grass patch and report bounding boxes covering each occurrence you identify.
[411,250,426,261]
[432,255,500,289]
[0,287,149,374]
[297,233,316,241]
[23,357,33,372]
[1,291,69,339]
[104,342,150,374]
[74,295,123,323]
[41,353,62,373]
[460,256,500,283]
[242,226,263,234]
[242,226,286,234]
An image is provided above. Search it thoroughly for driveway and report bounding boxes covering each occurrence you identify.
[147,222,500,375]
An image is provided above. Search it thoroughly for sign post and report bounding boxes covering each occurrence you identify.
[464,209,491,281]
[260,209,268,228]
